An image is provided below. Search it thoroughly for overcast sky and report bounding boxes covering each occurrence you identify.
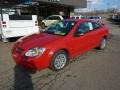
[75,0,120,12]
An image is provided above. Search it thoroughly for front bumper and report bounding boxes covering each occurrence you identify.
[12,46,51,70]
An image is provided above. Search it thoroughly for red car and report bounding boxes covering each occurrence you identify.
[12,19,109,71]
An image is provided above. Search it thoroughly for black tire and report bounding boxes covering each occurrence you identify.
[97,38,107,50]
[50,50,69,71]
[41,23,45,29]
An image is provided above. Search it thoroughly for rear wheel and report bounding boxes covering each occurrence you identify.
[97,38,107,50]
[0,34,9,42]
[50,50,69,71]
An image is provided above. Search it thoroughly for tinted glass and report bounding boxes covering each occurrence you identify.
[71,17,75,19]
[76,17,79,19]
[53,16,61,20]
[92,22,101,29]
[62,16,70,19]
[89,17,93,19]
[47,16,53,20]
[75,22,92,35]
[47,16,61,20]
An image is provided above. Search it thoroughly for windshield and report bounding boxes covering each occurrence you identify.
[44,21,76,36]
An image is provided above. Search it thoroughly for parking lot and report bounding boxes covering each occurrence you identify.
[0,19,120,90]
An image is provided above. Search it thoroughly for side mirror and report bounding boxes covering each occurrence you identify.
[74,29,85,37]
[75,32,84,37]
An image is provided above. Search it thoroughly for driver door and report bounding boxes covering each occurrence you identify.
[70,22,95,56]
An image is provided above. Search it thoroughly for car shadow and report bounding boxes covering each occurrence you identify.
[14,65,35,90]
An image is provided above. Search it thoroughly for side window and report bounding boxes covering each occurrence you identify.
[53,16,61,20]
[47,16,53,20]
[47,16,61,20]
[92,22,101,29]
[75,22,93,35]
[71,17,75,19]
[63,16,70,19]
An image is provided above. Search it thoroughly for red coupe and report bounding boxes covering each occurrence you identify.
[12,19,109,71]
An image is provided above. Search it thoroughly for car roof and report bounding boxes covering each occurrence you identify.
[63,19,93,22]
[70,15,82,17]
[63,19,103,25]
[50,15,62,17]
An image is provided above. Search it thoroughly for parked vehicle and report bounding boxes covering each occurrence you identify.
[41,15,69,28]
[87,16,102,22]
[0,9,39,42]
[12,19,109,71]
[70,15,86,19]
[110,14,120,22]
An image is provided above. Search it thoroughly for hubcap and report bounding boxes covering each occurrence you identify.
[54,54,67,70]
[101,39,106,49]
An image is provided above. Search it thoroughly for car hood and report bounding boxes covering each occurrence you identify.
[16,33,64,50]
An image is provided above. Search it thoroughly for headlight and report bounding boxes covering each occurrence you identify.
[25,48,46,57]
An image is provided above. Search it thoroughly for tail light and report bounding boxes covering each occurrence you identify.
[35,21,38,26]
[2,21,7,28]
[3,25,7,28]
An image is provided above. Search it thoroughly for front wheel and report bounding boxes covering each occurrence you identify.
[50,50,69,71]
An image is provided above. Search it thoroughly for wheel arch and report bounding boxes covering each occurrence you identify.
[60,48,70,57]
[55,48,69,57]
[49,48,70,71]
[50,48,70,59]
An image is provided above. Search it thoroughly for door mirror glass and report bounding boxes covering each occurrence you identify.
[75,32,84,36]
[74,22,93,37]
[75,29,84,37]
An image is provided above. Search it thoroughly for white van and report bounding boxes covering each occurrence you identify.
[0,10,39,42]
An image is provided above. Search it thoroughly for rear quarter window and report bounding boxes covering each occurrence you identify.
[92,22,102,29]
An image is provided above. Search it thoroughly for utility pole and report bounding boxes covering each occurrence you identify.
[107,3,110,13]
[0,0,4,42]
[87,0,92,12]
